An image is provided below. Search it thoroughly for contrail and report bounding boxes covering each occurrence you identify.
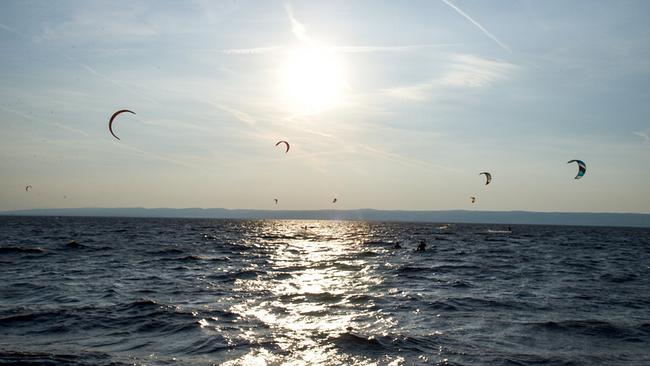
[220,43,460,56]
[441,0,511,52]
[117,142,204,171]
[0,22,158,105]
[0,23,27,38]
[220,46,279,55]
[357,143,461,172]
[61,53,159,105]
[0,104,90,136]
[333,43,459,53]
[204,100,257,126]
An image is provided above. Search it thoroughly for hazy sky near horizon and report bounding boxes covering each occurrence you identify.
[1,0,649,212]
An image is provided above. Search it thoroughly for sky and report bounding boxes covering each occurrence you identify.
[0,0,649,213]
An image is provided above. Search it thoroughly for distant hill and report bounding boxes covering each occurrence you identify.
[1,207,649,227]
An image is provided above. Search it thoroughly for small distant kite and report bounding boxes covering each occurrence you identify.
[479,172,492,185]
[25,185,32,192]
[470,196,476,203]
[567,159,587,179]
[332,198,338,204]
[274,198,278,205]
[275,140,290,153]
[108,109,136,140]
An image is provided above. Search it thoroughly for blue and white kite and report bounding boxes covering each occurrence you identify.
[567,159,587,179]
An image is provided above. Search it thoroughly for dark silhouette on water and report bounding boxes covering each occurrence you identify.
[416,240,426,252]
[66,240,81,248]
[394,242,402,249]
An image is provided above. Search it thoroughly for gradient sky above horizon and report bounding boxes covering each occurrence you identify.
[1,0,649,213]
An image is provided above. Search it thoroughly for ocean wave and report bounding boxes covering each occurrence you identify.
[600,272,639,283]
[396,266,430,273]
[0,246,46,254]
[526,319,649,341]
[0,349,127,366]
[280,291,344,303]
[448,297,531,311]
[423,300,459,311]
[330,332,389,353]
[330,332,442,355]
[147,248,185,255]
[362,240,394,246]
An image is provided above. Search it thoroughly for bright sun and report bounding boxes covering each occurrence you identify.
[280,47,347,114]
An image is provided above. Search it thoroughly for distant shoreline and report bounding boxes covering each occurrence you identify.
[1,208,649,228]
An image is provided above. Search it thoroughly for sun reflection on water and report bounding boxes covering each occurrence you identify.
[222,220,401,365]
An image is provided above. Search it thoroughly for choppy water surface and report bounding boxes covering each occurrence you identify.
[1,217,649,365]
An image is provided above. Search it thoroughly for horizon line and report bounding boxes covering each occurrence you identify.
[1,207,648,228]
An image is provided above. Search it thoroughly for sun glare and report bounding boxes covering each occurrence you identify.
[280,47,347,114]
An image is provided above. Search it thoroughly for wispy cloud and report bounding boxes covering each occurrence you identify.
[285,3,310,43]
[218,4,457,58]
[441,0,511,52]
[35,7,158,43]
[217,4,313,57]
[0,22,28,38]
[1,20,158,105]
[440,54,517,88]
[356,144,460,172]
[61,54,159,105]
[633,130,650,143]
[203,101,257,126]
[333,44,458,53]
[219,43,458,57]
[116,142,203,171]
[381,82,434,101]
[220,46,280,55]
[381,54,517,100]
[0,104,89,137]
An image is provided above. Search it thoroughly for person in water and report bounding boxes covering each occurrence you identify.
[416,240,426,252]
[394,242,402,249]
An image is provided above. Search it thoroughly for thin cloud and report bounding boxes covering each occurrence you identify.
[441,0,511,52]
[1,21,158,106]
[633,130,650,143]
[285,3,310,43]
[0,22,28,38]
[357,144,460,172]
[0,104,89,137]
[62,54,159,105]
[220,46,280,55]
[440,54,517,88]
[205,101,257,126]
[35,8,158,43]
[219,44,457,56]
[382,54,517,100]
[381,82,434,101]
[116,142,203,171]
[333,44,458,53]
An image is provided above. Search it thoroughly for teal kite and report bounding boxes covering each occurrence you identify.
[567,160,586,179]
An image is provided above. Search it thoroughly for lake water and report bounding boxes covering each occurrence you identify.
[1,217,649,365]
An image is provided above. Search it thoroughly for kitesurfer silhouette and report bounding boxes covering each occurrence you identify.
[416,240,426,252]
